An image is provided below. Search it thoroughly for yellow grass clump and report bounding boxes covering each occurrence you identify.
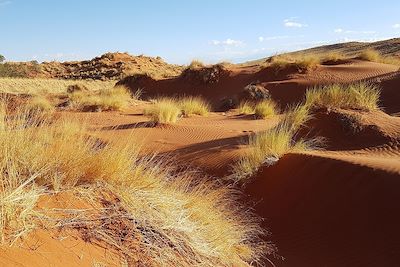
[144,98,182,124]
[69,85,132,111]
[285,103,312,130]
[305,83,380,111]
[359,49,381,62]
[179,96,210,117]
[270,54,320,73]
[25,95,55,113]
[254,99,278,119]
[321,52,346,63]
[238,101,255,115]
[233,105,321,181]
[187,59,205,69]
[358,49,400,65]
[0,102,272,264]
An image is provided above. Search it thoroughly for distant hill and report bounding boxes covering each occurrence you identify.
[244,38,400,65]
[1,52,183,80]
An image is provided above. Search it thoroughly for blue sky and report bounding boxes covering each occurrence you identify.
[1,0,399,64]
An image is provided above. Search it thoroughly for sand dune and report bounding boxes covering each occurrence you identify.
[245,151,400,267]
[120,60,400,112]
[2,48,400,266]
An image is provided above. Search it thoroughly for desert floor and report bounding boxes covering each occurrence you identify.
[2,58,400,267]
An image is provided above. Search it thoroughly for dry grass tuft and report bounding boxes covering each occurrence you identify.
[358,49,400,65]
[359,49,381,62]
[321,52,346,63]
[305,83,380,111]
[179,96,210,117]
[187,59,205,69]
[238,101,255,115]
[144,98,181,124]
[285,103,312,130]
[233,104,321,181]
[25,96,55,113]
[69,85,132,111]
[0,101,272,265]
[269,54,320,73]
[254,99,278,119]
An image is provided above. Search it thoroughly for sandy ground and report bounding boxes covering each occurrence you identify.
[2,59,400,266]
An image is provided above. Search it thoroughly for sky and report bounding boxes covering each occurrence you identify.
[1,0,400,64]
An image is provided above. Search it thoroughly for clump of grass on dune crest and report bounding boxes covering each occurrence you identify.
[0,103,272,264]
[69,85,132,112]
[358,49,400,65]
[179,96,211,117]
[233,105,321,181]
[187,59,205,69]
[254,99,278,119]
[144,98,182,124]
[305,83,380,111]
[321,52,346,63]
[269,54,320,73]
[359,49,381,62]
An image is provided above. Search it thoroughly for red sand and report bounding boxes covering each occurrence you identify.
[2,59,400,266]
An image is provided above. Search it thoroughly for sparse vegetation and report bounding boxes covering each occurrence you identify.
[269,54,320,73]
[233,101,320,181]
[0,62,42,78]
[25,95,55,113]
[359,49,381,62]
[321,52,346,63]
[69,85,132,111]
[285,103,312,130]
[0,78,116,95]
[188,59,205,69]
[179,96,210,116]
[144,98,182,124]
[0,102,271,264]
[254,99,278,119]
[238,101,255,115]
[358,49,400,65]
[305,83,380,111]
[233,115,318,180]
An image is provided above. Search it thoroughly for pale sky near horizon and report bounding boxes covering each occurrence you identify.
[1,0,400,64]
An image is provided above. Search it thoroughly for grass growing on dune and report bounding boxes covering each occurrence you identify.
[144,98,182,124]
[145,96,210,124]
[0,102,272,264]
[358,48,400,65]
[69,85,132,111]
[238,101,255,115]
[187,59,205,69]
[359,49,381,62]
[305,83,380,111]
[285,103,312,130]
[233,104,320,181]
[320,52,346,63]
[269,54,320,73]
[254,99,278,119]
[179,96,210,117]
